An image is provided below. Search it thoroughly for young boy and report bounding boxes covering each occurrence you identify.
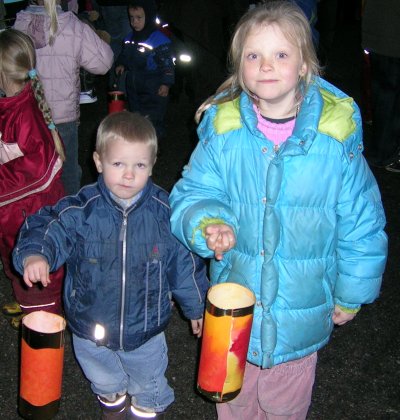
[115,0,174,139]
[13,111,208,419]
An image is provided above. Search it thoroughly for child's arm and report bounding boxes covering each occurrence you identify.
[335,124,387,308]
[79,16,113,74]
[167,239,209,328]
[170,126,238,258]
[23,255,50,288]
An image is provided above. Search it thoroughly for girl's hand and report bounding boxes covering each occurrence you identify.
[332,305,357,325]
[204,224,236,261]
[158,84,169,97]
[115,65,125,75]
[23,255,50,288]
[191,318,203,338]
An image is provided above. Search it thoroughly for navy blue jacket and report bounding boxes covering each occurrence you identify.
[116,29,175,91]
[13,176,208,351]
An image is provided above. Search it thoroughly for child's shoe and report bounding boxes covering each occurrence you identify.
[79,89,97,104]
[97,394,127,420]
[2,301,23,316]
[128,405,165,419]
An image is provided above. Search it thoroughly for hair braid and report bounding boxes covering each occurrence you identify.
[30,72,65,161]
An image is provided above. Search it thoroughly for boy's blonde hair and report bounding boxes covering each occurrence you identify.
[96,112,158,163]
[196,0,321,122]
[0,29,65,160]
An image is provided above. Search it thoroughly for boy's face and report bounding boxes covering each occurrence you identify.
[93,138,154,200]
[129,7,145,32]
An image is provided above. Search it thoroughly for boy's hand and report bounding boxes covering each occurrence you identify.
[204,224,236,261]
[115,65,125,75]
[332,304,357,325]
[23,255,50,288]
[158,84,169,97]
[191,318,203,338]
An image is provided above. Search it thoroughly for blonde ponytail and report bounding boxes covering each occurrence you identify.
[44,0,59,46]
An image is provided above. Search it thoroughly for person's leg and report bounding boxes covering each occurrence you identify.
[370,53,400,165]
[98,6,131,88]
[72,334,129,419]
[119,332,174,415]
[216,362,262,420]
[57,121,81,195]
[98,6,130,59]
[258,352,317,420]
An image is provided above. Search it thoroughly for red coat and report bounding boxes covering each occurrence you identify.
[0,82,65,313]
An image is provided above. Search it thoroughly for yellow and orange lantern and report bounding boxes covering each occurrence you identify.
[19,311,66,420]
[197,282,255,402]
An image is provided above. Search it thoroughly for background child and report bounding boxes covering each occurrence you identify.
[115,0,174,139]
[169,2,388,419]
[14,0,113,194]
[0,29,65,328]
[13,111,208,419]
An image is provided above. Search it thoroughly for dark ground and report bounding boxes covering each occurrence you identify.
[1,13,399,420]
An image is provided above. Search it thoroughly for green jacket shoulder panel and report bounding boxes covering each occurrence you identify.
[318,88,356,142]
[214,97,242,134]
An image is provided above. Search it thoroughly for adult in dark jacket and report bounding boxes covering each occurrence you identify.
[115,0,174,138]
[13,112,208,418]
[362,0,400,171]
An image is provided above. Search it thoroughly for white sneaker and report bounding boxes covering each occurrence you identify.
[80,89,97,104]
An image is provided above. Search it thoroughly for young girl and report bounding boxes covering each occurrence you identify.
[14,0,113,194]
[0,29,65,327]
[169,2,388,419]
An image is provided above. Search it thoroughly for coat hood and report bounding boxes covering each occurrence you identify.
[17,5,67,49]
[129,0,158,42]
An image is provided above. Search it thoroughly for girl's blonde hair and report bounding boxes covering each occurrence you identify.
[30,0,59,45]
[96,112,158,164]
[44,0,59,46]
[0,29,65,160]
[195,0,321,122]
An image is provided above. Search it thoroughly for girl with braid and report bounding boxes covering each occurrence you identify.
[0,28,65,329]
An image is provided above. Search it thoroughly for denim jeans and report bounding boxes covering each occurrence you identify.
[57,121,81,195]
[72,332,174,413]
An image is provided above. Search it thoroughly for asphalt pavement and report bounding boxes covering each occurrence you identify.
[0,14,399,420]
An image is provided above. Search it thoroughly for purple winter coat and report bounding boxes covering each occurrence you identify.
[14,5,113,124]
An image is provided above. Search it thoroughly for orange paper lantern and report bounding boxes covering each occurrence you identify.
[19,311,66,420]
[197,283,255,402]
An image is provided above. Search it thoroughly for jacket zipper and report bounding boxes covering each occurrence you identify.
[119,213,128,349]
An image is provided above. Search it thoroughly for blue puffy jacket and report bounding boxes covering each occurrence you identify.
[13,176,208,351]
[170,77,388,368]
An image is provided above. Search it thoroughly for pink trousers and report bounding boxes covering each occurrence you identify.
[216,352,317,420]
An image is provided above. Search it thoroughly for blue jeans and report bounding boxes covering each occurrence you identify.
[57,121,81,195]
[72,332,174,413]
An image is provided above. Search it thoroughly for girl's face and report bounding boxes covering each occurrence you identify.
[129,7,145,32]
[242,23,307,118]
[93,138,154,200]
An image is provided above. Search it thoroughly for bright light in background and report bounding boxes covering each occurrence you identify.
[179,54,192,63]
